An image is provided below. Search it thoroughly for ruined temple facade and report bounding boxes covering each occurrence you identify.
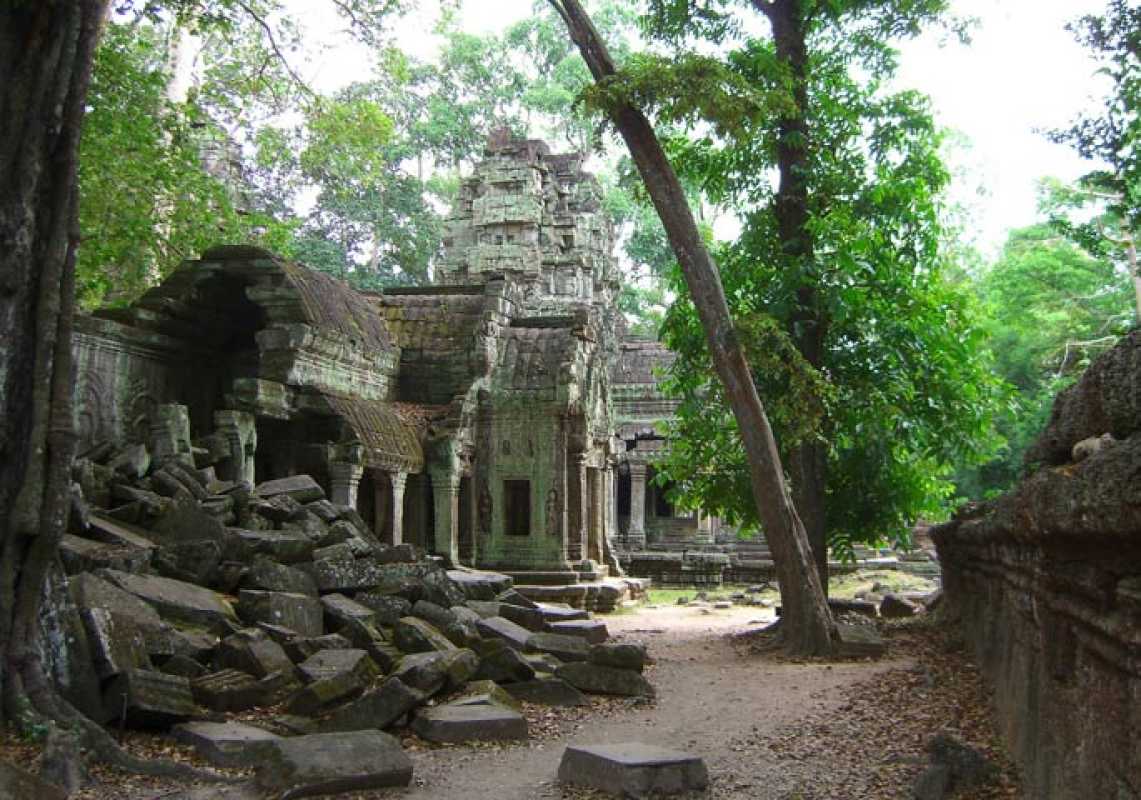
[72,133,717,584]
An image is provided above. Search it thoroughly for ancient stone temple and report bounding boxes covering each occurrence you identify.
[72,132,716,586]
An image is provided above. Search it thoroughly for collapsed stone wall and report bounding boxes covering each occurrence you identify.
[933,330,1141,800]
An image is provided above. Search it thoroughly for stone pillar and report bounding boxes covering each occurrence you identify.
[567,457,588,562]
[214,410,256,485]
[588,468,605,564]
[151,404,194,468]
[389,471,408,545]
[429,469,461,566]
[329,462,363,509]
[628,462,647,550]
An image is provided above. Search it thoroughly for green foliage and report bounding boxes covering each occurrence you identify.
[646,0,1004,547]
[953,217,1134,498]
[77,22,274,309]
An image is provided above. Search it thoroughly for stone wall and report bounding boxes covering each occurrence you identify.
[933,331,1141,800]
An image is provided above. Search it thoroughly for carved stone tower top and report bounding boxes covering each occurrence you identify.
[439,131,617,314]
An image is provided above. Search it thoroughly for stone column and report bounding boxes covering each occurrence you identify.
[429,469,461,566]
[389,471,408,546]
[329,462,363,509]
[567,457,588,562]
[628,462,647,550]
[588,468,605,564]
[214,410,256,485]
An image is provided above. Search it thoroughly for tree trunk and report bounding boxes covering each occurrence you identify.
[765,0,831,592]
[549,0,835,655]
[0,4,226,782]
[0,0,105,730]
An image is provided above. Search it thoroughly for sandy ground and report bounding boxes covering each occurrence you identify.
[395,603,906,799]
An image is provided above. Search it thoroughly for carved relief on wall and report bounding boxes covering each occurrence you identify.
[545,488,560,536]
[501,439,511,455]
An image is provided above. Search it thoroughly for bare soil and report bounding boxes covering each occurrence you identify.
[2,598,1021,799]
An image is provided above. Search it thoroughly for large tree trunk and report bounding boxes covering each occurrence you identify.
[0,0,106,730]
[764,0,831,592]
[0,4,223,781]
[549,0,835,655]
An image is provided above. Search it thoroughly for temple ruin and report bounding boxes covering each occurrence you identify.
[72,132,722,589]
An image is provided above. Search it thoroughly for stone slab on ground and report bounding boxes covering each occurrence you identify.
[255,731,412,796]
[538,604,591,623]
[835,623,887,658]
[172,721,282,768]
[191,669,265,712]
[503,677,590,707]
[556,662,654,697]
[446,569,512,600]
[298,648,378,685]
[547,619,609,644]
[558,742,709,798]
[411,703,528,743]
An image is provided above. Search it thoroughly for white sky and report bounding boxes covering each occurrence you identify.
[286,0,1114,258]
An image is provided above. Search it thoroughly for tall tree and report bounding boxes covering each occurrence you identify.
[1049,0,1140,318]
[549,0,836,655]
[626,0,999,580]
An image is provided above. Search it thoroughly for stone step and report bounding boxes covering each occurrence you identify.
[558,743,709,798]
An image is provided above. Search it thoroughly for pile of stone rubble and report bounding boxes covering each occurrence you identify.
[51,440,653,795]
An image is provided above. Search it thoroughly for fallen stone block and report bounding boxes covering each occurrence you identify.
[556,662,654,697]
[98,568,237,633]
[473,639,536,683]
[162,654,208,679]
[547,619,609,644]
[504,677,589,707]
[391,649,477,694]
[80,606,151,679]
[191,669,266,712]
[254,475,326,504]
[172,721,282,768]
[321,593,377,630]
[355,592,412,625]
[237,590,323,637]
[336,617,402,672]
[394,616,456,654]
[285,671,366,717]
[446,569,511,600]
[475,616,533,650]
[60,533,150,575]
[283,633,353,664]
[153,539,222,586]
[589,642,647,672]
[835,623,887,659]
[828,597,880,618]
[411,703,527,743]
[499,601,546,632]
[244,556,317,596]
[104,668,195,729]
[255,731,413,796]
[526,632,589,662]
[298,649,378,685]
[538,604,591,624]
[558,742,709,798]
[451,679,521,711]
[224,528,314,564]
[881,593,921,619]
[320,676,423,733]
[216,630,295,679]
[312,558,387,593]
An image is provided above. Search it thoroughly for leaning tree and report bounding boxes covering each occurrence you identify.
[548,0,836,656]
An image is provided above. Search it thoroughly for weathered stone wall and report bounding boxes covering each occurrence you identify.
[933,332,1141,800]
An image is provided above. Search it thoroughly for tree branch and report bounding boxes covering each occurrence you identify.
[233,0,314,99]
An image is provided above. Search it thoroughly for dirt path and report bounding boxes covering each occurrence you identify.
[400,604,906,799]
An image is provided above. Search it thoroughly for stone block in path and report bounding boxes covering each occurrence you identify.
[411,702,528,743]
[255,731,412,796]
[558,743,709,798]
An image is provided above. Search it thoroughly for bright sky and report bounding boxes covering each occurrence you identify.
[287,0,1114,258]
